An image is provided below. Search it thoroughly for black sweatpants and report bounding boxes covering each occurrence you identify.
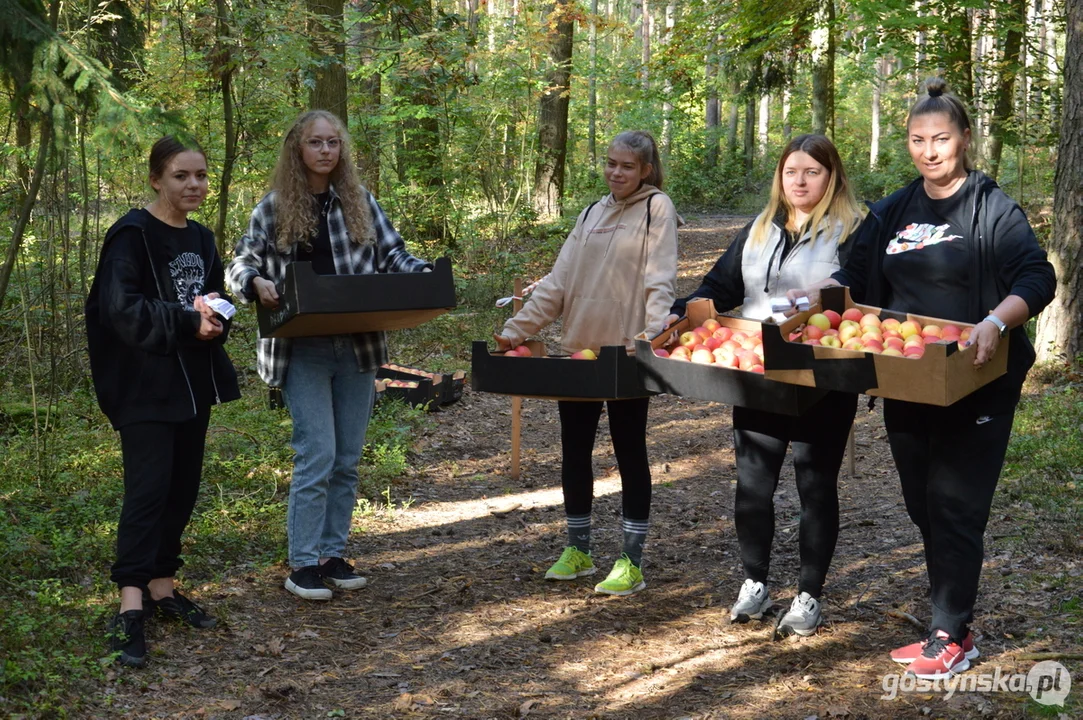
[883,398,1014,641]
[111,405,212,590]
[557,397,652,521]
[732,391,857,598]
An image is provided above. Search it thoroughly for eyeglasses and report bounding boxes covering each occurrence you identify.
[305,138,341,150]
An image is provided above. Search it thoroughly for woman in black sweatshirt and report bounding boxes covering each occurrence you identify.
[85,136,240,667]
[791,79,1055,680]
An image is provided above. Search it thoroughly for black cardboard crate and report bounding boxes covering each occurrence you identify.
[375,375,443,409]
[470,341,651,400]
[761,286,1008,406]
[257,257,456,339]
[377,364,466,407]
[633,299,828,416]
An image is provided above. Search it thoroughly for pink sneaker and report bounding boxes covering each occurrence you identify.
[891,629,979,664]
[904,630,972,679]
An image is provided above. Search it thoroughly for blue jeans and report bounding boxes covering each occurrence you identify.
[282,336,376,568]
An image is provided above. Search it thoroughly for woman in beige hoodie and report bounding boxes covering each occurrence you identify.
[495,131,678,595]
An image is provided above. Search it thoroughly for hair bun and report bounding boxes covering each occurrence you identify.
[924,77,948,98]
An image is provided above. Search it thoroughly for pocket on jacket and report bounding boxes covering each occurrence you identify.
[562,297,626,351]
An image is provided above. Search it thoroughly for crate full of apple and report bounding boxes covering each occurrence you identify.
[377,363,467,408]
[760,286,1009,406]
[470,340,650,400]
[633,298,827,415]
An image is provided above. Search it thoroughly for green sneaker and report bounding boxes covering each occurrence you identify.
[545,546,597,580]
[594,554,646,596]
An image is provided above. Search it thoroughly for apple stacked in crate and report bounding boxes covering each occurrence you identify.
[653,317,765,374]
[787,307,971,359]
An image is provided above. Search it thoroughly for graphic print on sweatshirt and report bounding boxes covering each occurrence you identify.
[885,223,962,255]
[169,252,206,310]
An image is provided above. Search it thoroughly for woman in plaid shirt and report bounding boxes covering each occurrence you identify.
[227,110,432,600]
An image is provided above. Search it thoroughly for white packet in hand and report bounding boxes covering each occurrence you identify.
[205,297,236,320]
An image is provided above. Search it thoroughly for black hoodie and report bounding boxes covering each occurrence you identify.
[833,171,1056,414]
[85,209,241,429]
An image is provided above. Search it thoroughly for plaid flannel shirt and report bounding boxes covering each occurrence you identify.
[226,186,432,387]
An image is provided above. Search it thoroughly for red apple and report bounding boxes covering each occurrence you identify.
[730,331,748,344]
[513,345,533,357]
[721,340,741,352]
[959,327,972,344]
[884,337,905,351]
[713,326,733,342]
[679,331,700,349]
[805,325,825,341]
[881,348,904,357]
[740,336,759,350]
[504,349,520,357]
[705,336,723,351]
[903,345,925,359]
[823,309,842,329]
[861,329,883,343]
[860,313,882,329]
[839,322,862,343]
[788,330,804,342]
[570,349,597,360]
[804,338,822,346]
[808,313,832,332]
[921,324,943,339]
[654,348,670,358]
[749,365,765,374]
[842,307,864,323]
[842,338,864,351]
[899,320,922,339]
[702,318,722,333]
[737,350,759,371]
[862,338,885,353]
[880,318,901,333]
[691,347,715,364]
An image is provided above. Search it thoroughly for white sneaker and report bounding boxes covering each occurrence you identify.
[776,592,822,637]
[730,579,771,623]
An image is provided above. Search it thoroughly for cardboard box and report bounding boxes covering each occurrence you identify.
[470,340,651,400]
[761,286,1008,406]
[633,299,828,416]
[377,375,443,408]
[376,364,466,408]
[257,257,456,338]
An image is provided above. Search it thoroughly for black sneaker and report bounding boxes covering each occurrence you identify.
[285,565,332,600]
[107,609,147,667]
[148,589,218,629]
[319,557,368,590]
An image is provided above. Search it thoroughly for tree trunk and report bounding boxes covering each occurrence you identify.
[810,0,835,137]
[705,52,720,168]
[533,1,574,221]
[588,0,598,170]
[782,85,792,142]
[870,55,883,169]
[743,91,755,175]
[727,77,740,158]
[661,2,675,158]
[213,0,237,254]
[0,122,51,319]
[641,0,651,91]
[307,0,348,124]
[986,0,1025,180]
[1034,0,1083,364]
[353,1,382,192]
[757,92,769,157]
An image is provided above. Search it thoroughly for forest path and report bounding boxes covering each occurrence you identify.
[102,215,1077,720]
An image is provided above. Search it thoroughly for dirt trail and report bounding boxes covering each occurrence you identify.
[101,215,1078,720]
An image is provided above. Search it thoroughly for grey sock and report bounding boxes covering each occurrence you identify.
[621,517,649,567]
[566,514,591,554]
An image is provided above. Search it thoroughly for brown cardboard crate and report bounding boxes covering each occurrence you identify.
[761,286,1008,406]
[470,340,651,400]
[257,257,456,338]
[634,298,828,415]
[377,364,466,408]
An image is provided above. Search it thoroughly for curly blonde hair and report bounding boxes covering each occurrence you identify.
[271,110,375,252]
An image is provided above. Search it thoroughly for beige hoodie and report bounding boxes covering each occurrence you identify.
[502,185,678,354]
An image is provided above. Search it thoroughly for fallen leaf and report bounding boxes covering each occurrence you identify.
[519,699,539,717]
[393,693,413,710]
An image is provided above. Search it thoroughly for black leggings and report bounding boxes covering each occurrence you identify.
[111,406,211,590]
[883,399,1014,640]
[732,391,857,597]
[558,397,652,521]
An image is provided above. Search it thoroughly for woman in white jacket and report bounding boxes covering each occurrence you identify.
[495,131,678,595]
[669,134,864,634]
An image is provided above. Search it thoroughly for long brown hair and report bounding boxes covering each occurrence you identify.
[748,134,864,247]
[270,110,374,251]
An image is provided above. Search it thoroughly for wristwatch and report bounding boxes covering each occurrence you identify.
[983,313,1008,338]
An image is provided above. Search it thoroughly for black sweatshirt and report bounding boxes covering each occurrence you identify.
[833,171,1056,414]
[85,209,241,429]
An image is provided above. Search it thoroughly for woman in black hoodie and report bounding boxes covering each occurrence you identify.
[790,79,1055,680]
[85,136,240,667]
